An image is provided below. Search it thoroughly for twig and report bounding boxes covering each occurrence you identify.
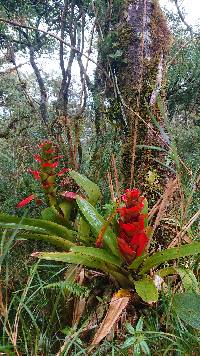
[174,0,193,38]
[107,171,115,202]
[0,17,110,82]
[168,208,200,248]
[111,154,121,201]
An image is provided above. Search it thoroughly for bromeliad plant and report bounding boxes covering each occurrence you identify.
[0,140,200,304]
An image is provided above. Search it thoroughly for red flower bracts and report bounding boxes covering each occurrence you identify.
[17,141,68,209]
[117,189,148,263]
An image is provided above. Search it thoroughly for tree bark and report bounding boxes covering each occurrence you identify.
[93,0,171,195]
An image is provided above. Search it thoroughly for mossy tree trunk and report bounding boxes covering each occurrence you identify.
[93,0,171,198]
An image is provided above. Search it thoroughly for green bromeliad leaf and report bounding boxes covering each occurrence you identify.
[0,213,76,241]
[15,231,75,250]
[41,206,66,225]
[59,201,73,221]
[76,197,121,258]
[139,242,200,275]
[128,255,146,270]
[69,170,101,205]
[134,277,158,303]
[34,250,129,287]
[70,246,121,267]
[34,251,104,270]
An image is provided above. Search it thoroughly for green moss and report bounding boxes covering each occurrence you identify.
[93,0,172,192]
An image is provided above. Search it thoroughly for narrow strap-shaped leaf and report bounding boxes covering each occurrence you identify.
[0,221,45,234]
[137,144,167,152]
[139,242,200,275]
[69,170,101,205]
[15,232,75,250]
[70,246,121,267]
[128,255,146,270]
[76,197,121,259]
[34,251,104,270]
[134,277,158,303]
[0,213,76,241]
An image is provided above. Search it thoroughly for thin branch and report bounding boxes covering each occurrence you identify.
[0,18,111,81]
[29,45,48,124]
[174,0,193,38]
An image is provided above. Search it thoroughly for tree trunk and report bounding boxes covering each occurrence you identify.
[94,0,171,197]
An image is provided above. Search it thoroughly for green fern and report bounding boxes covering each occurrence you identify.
[44,280,90,298]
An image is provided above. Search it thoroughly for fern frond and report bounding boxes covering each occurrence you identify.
[44,280,90,298]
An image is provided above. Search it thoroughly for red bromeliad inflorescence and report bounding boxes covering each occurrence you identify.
[17,141,69,208]
[117,189,148,263]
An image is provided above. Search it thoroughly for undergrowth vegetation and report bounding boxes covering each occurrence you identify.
[0,134,200,355]
[0,0,200,355]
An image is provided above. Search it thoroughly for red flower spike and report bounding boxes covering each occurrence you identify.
[117,188,149,262]
[118,238,136,262]
[130,232,148,256]
[28,169,40,180]
[122,188,140,206]
[118,203,144,221]
[118,230,130,243]
[57,168,69,176]
[42,161,58,168]
[119,218,145,236]
[16,194,35,208]
[45,149,55,154]
[33,154,42,163]
[38,140,52,148]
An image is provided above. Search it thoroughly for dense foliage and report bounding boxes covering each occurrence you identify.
[0,0,200,355]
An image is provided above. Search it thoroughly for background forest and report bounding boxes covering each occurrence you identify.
[0,0,200,355]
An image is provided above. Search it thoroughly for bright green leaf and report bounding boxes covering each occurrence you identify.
[139,243,200,275]
[69,170,101,205]
[35,251,104,270]
[16,232,75,250]
[128,255,146,270]
[70,246,121,267]
[122,336,137,349]
[0,213,76,241]
[136,317,143,331]
[140,341,151,355]
[41,206,65,225]
[126,323,135,334]
[59,201,73,221]
[137,144,167,152]
[76,197,121,258]
[134,277,158,303]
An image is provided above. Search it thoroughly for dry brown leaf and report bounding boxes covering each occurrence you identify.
[0,285,6,317]
[72,268,86,327]
[91,289,131,346]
